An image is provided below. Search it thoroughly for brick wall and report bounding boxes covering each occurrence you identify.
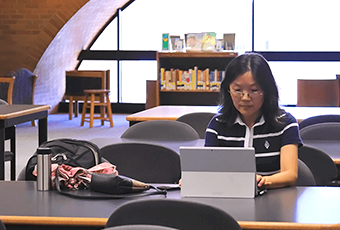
[0,0,129,112]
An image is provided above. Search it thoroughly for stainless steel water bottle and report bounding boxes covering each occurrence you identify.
[37,147,52,191]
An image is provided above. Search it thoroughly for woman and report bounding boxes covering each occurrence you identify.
[205,53,302,189]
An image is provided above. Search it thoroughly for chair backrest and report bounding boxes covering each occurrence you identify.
[65,70,110,99]
[300,122,340,140]
[0,99,8,105]
[105,199,242,230]
[104,225,180,230]
[100,142,181,183]
[5,68,36,104]
[299,114,340,130]
[295,159,316,186]
[297,79,339,107]
[0,76,15,104]
[176,112,216,139]
[0,219,7,230]
[298,144,338,186]
[121,120,200,141]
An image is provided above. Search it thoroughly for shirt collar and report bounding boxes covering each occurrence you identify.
[234,114,265,127]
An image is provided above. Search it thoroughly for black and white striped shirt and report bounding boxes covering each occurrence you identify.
[205,113,303,175]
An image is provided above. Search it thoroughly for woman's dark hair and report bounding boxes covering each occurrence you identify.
[219,53,284,127]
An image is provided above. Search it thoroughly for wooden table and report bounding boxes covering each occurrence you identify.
[126,105,219,126]
[1,181,340,230]
[126,105,340,126]
[125,105,340,165]
[0,104,50,180]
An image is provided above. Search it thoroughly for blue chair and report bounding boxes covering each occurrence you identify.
[4,68,37,126]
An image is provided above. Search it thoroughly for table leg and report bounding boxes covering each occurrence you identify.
[69,96,73,120]
[0,128,4,180]
[9,126,16,181]
[75,100,79,117]
[38,117,48,145]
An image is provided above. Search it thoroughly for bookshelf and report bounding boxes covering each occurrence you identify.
[146,51,238,108]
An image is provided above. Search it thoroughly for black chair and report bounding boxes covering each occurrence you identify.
[105,199,242,230]
[295,159,316,186]
[298,144,338,186]
[121,120,200,141]
[100,142,181,183]
[299,114,340,130]
[300,122,340,140]
[104,225,179,230]
[176,112,216,139]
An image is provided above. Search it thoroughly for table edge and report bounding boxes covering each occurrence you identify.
[238,221,340,230]
[126,116,176,121]
[0,105,51,119]
[1,216,340,229]
[0,215,107,226]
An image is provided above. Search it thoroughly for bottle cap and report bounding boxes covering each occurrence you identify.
[37,147,51,154]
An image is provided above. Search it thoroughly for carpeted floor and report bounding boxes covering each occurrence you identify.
[4,113,130,180]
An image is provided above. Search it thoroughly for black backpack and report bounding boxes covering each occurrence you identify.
[25,138,101,181]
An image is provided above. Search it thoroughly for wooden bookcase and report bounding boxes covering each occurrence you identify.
[146,51,238,108]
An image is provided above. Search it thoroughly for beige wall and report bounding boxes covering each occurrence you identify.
[0,0,129,112]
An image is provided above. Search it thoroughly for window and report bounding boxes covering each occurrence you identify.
[254,0,340,51]
[79,0,340,106]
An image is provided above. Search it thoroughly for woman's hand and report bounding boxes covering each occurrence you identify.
[257,175,271,188]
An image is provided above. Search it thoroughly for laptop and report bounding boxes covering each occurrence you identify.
[180,146,258,198]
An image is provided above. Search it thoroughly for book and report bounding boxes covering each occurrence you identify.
[177,70,185,90]
[203,68,210,90]
[202,32,216,51]
[223,33,235,50]
[170,35,181,51]
[162,33,170,50]
[160,68,166,90]
[197,70,205,90]
[185,33,203,51]
[191,66,198,90]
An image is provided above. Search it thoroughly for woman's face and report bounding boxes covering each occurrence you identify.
[229,71,264,123]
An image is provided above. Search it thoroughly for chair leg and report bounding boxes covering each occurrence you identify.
[100,93,105,126]
[81,94,88,126]
[74,100,79,118]
[89,93,95,128]
[31,120,36,126]
[106,92,114,127]
[10,126,15,181]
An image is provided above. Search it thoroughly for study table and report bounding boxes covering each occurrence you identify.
[0,104,50,180]
[0,181,340,230]
[125,105,340,165]
[90,137,205,154]
[126,105,340,126]
[126,105,219,126]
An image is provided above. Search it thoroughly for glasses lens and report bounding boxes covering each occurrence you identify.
[230,91,262,98]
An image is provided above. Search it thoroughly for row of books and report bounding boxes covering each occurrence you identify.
[159,67,225,91]
[163,33,235,52]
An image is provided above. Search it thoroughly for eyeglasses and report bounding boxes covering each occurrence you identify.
[228,90,263,99]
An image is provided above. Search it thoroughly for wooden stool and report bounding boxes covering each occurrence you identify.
[81,89,113,128]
